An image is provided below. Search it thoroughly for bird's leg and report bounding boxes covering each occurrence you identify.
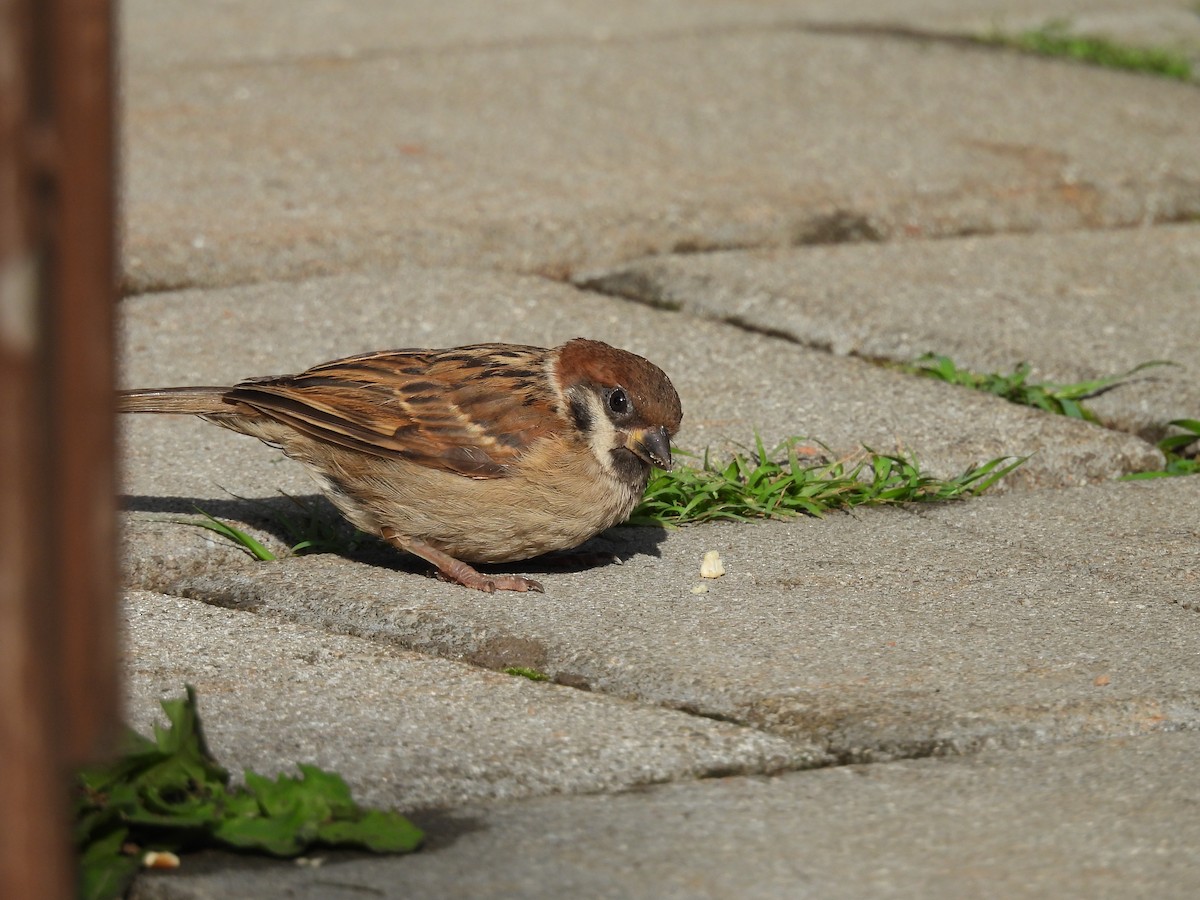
[380,527,545,593]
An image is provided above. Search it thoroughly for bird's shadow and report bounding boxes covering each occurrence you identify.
[121,492,669,577]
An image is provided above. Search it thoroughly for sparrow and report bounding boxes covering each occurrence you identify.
[119,338,683,592]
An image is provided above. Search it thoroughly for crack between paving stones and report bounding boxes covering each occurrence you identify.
[571,270,1177,454]
[801,22,1200,86]
[569,213,1200,292]
[121,17,1200,804]
[124,18,1200,300]
[121,182,1200,301]
[142,585,1200,782]
[138,584,1200,792]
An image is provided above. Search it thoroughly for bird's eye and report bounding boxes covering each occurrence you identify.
[606,387,632,416]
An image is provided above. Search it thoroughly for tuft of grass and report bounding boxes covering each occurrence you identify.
[895,355,1196,481]
[901,355,1176,423]
[1122,418,1200,479]
[179,438,1026,544]
[76,687,422,900]
[629,436,1024,527]
[502,666,550,681]
[984,20,1192,80]
[177,492,362,561]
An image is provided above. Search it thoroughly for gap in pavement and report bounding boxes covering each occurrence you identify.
[571,218,1195,450]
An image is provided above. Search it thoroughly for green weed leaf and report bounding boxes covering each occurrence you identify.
[318,808,426,853]
[1123,418,1200,479]
[75,687,423,899]
[78,827,140,900]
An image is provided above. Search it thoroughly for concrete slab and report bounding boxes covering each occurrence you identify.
[118,269,1162,514]
[103,5,1200,897]
[839,1,1200,61]
[122,591,808,812]
[579,223,1200,443]
[917,471,1200,613]
[121,1,1200,71]
[120,0,799,68]
[123,477,1200,763]
[121,8,1200,291]
[129,731,1200,900]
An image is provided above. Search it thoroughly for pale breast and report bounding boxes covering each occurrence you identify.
[286,433,647,563]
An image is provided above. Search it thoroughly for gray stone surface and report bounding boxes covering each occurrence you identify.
[121,0,1200,71]
[130,732,1200,900]
[124,477,1200,764]
[856,1,1200,60]
[114,2,1200,897]
[119,269,1162,502]
[123,592,806,811]
[579,224,1200,442]
[121,2,1200,292]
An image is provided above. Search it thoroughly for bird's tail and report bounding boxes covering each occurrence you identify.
[117,386,233,415]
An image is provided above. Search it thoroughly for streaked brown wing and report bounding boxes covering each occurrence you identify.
[225,344,556,478]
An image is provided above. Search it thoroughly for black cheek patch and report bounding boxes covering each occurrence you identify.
[569,394,594,433]
[610,447,651,489]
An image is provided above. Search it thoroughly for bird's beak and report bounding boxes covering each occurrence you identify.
[626,426,672,469]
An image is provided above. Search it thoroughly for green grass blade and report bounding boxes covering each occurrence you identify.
[984,21,1192,80]
[901,355,1179,426]
[1158,419,1200,455]
[180,510,278,561]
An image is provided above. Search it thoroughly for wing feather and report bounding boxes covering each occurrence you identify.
[225,344,557,478]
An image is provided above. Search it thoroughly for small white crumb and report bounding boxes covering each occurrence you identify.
[294,856,326,868]
[691,583,710,594]
[142,850,180,870]
[700,550,725,579]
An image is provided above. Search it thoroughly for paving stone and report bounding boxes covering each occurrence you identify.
[121,5,1200,291]
[107,5,1200,897]
[123,477,1200,764]
[122,1,1200,73]
[855,0,1200,60]
[579,224,1200,443]
[917,468,1200,612]
[119,269,1163,514]
[123,591,809,813]
[129,731,1200,900]
[121,0,797,68]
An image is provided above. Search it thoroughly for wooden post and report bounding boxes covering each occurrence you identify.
[0,0,118,895]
